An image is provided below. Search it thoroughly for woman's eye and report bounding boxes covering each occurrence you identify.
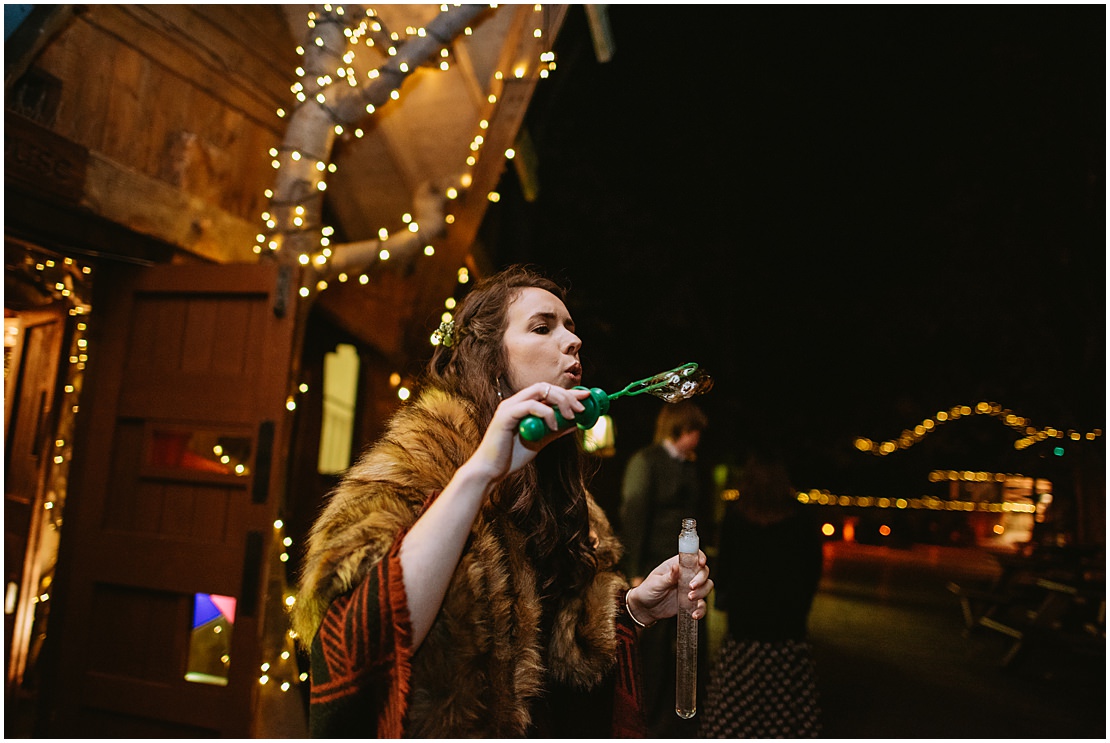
[532,325,550,335]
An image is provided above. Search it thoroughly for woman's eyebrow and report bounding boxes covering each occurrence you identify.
[527,311,575,331]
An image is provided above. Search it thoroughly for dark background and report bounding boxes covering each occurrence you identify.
[477,5,1105,504]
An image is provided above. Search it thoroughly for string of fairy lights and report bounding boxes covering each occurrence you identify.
[791,491,1036,514]
[853,401,1102,455]
[259,519,308,696]
[254,4,557,307]
[7,249,93,623]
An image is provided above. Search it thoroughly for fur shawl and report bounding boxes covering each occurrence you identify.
[292,387,629,737]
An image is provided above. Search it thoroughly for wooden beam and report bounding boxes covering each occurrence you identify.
[585,5,616,64]
[82,152,260,264]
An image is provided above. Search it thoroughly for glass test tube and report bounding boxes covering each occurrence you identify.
[676,517,699,719]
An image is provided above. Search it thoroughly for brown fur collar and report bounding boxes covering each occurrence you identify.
[292,387,628,736]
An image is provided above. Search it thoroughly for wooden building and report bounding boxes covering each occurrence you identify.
[4,4,581,736]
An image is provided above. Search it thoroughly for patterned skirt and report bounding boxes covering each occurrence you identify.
[699,636,822,738]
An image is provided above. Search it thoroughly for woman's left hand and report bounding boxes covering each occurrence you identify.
[627,550,713,625]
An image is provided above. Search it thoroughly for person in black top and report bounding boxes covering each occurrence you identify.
[700,451,824,738]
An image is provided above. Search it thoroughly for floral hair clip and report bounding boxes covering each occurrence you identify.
[433,318,456,348]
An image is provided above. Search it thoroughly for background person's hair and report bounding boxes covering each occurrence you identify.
[652,401,709,445]
[423,264,597,602]
[730,451,799,526]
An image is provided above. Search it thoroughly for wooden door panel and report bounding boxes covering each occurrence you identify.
[118,377,261,422]
[86,541,243,596]
[81,673,230,729]
[50,262,296,738]
[126,294,266,378]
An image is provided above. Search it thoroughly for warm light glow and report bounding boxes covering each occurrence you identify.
[821,523,835,537]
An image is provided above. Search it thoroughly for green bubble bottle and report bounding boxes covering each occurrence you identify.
[517,362,714,442]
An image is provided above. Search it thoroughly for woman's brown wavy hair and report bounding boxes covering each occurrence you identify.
[423,264,598,603]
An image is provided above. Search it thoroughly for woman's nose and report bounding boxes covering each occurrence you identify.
[563,329,581,354]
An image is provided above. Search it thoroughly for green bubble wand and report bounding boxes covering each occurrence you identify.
[518,362,714,442]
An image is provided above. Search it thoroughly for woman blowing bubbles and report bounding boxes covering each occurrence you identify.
[292,265,712,737]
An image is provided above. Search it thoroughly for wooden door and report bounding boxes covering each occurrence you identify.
[48,262,297,738]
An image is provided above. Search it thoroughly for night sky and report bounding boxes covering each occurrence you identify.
[479,5,1105,496]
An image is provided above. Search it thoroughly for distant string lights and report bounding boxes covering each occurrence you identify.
[793,491,1036,514]
[853,401,1102,455]
[718,485,1038,514]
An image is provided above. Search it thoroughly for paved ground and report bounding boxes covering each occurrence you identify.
[789,541,1106,739]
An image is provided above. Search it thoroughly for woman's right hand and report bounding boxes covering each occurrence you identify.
[464,382,590,483]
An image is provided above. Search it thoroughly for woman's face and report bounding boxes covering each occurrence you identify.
[502,287,583,392]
